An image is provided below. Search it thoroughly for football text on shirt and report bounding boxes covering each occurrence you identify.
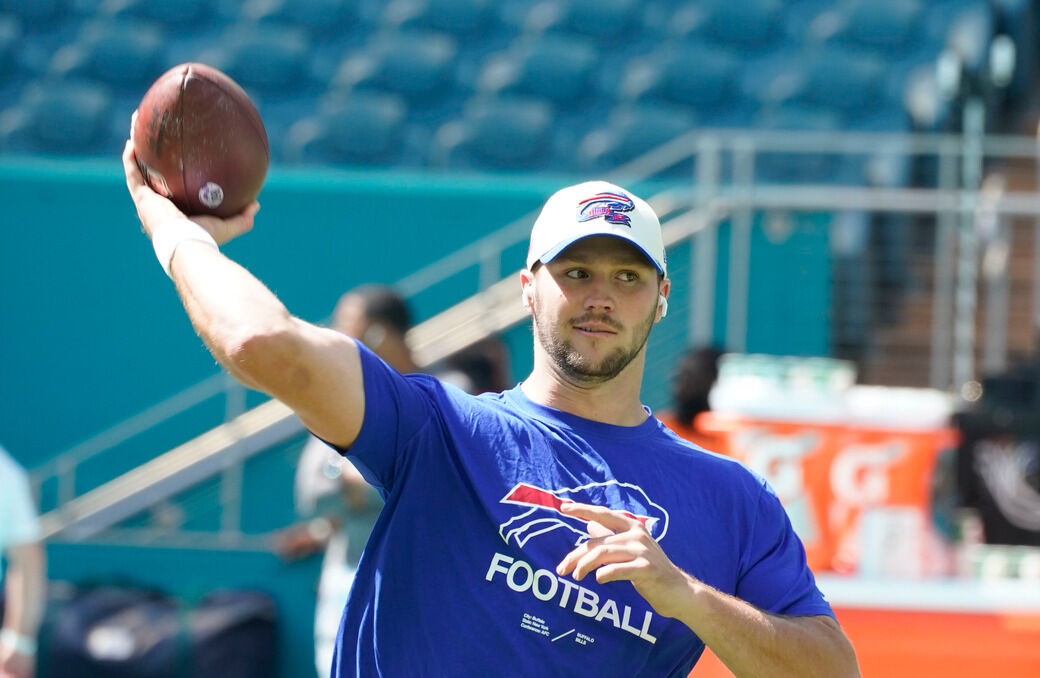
[486,552,658,644]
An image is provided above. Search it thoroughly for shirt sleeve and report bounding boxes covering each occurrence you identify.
[735,481,835,618]
[336,343,442,495]
[0,451,41,546]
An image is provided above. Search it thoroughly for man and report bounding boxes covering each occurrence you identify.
[123,141,859,677]
[0,445,46,678]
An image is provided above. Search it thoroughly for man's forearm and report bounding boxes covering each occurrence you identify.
[674,575,860,678]
[3,544,46,638]
[170,241,296,393]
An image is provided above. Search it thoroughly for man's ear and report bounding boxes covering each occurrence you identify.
[520,269,535,314]
[655,278,671,323]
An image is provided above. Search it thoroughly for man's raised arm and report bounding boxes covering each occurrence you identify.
[122,140,364,448]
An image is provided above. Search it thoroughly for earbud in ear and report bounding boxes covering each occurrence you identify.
[658,295,668,318]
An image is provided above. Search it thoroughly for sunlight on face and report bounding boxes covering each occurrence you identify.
[531,236,662,385]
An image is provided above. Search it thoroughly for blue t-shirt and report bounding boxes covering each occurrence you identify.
[330,345,833,677]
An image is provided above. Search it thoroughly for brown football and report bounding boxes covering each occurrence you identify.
[131,63,268,217]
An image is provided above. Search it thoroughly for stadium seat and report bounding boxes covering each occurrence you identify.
[383,0,494,41]
[281,91,408,166]
[621,43,739,111]
[476,34,599,105]
[48,19,165,91]
[577,103,695,174]
[795,47,887,119]
[670,0,783,49]
[837,0,924,54]
[0,79,114,154]
[782,0,838,40]
[103,0,213,29]
[203,25,314,96]
[738,47,804,110]
[0,16,20,81]
[430,95,554,170]
[243,0,356,39]
[0,0,67,29]
[523,0,642,45]
[331,30,458,106]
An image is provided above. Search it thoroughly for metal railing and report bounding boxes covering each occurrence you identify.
[36,127,1040,543]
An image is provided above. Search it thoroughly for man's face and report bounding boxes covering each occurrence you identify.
[528,236,666,384]
[333,294,370,338]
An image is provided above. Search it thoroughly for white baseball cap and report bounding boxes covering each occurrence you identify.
[526,180,666,275]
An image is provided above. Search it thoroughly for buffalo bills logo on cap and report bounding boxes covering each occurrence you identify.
[577,191,635,227]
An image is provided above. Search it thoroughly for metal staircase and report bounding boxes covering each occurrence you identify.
[36,128,1040,545]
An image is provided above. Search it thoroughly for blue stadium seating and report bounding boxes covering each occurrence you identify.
[620,43,740,112]
[836,0,924,54]
[383,0,496,42]
[576,103,696,174]
[48,19,165,92]
[0,14,19,81]
[738,47,805,110]
[671,0,784,50]
[103,0,216,29]
[0,79,114,154]
[476,34,600,105]
[0,0,1019,170]
[0,0,67,29]
[430,95,555,170]
[202,24,315,97]
[521,0,643,45]
[280,91,409,166]
[245,0,357,40]
[330,29,458,107]
[795,46,887,120]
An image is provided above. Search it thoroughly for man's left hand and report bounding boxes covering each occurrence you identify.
[555,502,693,619]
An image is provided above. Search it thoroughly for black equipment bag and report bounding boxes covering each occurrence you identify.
[38,584,277,678]
[955,364,1040,546]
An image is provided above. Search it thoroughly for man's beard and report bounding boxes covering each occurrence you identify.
[534,302,657,384]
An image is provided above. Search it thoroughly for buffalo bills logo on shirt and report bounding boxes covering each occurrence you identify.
[498,480,669,547]
[577,192,635,227]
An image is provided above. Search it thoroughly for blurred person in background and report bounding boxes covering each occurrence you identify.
[0,444,45,678]
[277,287,513,675]
[440,335,514,395]
[275,285,412,678]
[657,345,727,452]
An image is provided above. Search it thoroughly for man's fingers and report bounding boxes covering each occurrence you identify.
[196,201,259,245]
[560,501,643,533]
[123,139,144,191]
[587,519,613,539]
[556,529,637,578]
[566,542,641,582]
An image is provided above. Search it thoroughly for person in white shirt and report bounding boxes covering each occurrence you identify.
[0,445,45,678]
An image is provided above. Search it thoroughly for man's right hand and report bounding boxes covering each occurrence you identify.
[122,138,258,246]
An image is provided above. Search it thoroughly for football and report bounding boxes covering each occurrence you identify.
[131,62,268,217]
